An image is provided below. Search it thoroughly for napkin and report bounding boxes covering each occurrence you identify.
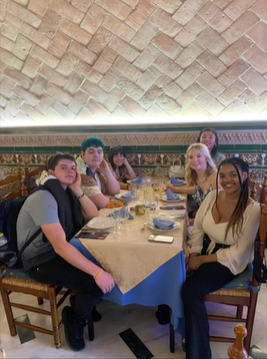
[108,208,134,220]
[166,189,180,200]
[153,218,174,230]
[130,175,142,184]
[120,192,134,199]
[170,176,184,185]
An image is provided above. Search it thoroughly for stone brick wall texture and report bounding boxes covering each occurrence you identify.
[1,0,267,125]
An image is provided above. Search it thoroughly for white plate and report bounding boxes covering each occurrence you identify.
[115,193,134,202]
[145,221,180,233]
[87,217,114,230]
[160,194,184,203]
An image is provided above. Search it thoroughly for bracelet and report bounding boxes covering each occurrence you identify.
[77,192,84,200]
[93,269,103,280]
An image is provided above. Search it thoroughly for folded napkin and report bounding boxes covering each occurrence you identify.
[170,176,184,185]
[153,218,174,230]
[120,191,134,199]
[166,189,180,201]
[108,208,134,220]
[130,175,142,184]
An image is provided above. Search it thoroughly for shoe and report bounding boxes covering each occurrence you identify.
[70,296,102,323]
[62,306,85,351]
[155,304,170,325]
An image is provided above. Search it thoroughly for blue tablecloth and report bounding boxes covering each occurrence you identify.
[71,237,185,336]
[104,251,185,336]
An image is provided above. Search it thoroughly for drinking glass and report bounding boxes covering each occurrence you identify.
[120,208,129,231]
[110,211,121,235]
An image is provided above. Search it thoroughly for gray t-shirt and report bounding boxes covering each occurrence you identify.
[17,190,59,271]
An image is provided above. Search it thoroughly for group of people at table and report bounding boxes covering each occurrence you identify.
[16,128,261,359]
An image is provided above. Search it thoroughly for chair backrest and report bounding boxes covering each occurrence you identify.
[0,166,26,200]
[251,203,267,286]
[250,175,267,204]
[25,166,44,193]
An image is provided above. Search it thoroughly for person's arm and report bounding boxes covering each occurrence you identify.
[123,157,136,180]
[216,202,261,274]
[98,160,120,195]
[41,222,115,293]
[69,170,98,219]
[166,183,195,195]
[186,253,217,275]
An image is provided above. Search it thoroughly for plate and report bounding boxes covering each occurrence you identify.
[160,194,184,203]
[145,221,180,233]
[86,217,114,230]
[115,193,134,202]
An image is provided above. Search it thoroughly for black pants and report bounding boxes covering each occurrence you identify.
[181,262,236,359]
[27,255,103,322]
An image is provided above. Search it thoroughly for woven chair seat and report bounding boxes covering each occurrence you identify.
[209,264,260,297]
[2,275,50,291]
[3,267,51,291]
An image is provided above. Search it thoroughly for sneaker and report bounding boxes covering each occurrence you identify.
[62,306,85,351]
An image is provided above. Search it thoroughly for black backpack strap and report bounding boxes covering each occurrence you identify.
[18,227,42,258]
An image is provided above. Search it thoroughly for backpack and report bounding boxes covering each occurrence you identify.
[0,187,47,269]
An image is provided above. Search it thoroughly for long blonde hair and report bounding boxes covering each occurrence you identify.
[185,143,216,186]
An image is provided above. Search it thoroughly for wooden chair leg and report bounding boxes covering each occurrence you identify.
[236,305,243,319]
[244,294,258,353]
[48,286,61,349]
[0,284,17,336]
[37,297,44,305]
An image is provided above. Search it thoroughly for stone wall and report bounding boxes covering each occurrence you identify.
[0,0,267,125]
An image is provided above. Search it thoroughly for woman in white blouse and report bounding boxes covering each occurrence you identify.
[182,157,261,359]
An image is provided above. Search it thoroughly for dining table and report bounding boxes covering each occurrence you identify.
[77,191,187,350]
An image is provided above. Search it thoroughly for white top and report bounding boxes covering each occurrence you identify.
[187,190,261,275]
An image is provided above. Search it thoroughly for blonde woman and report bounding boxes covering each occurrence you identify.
[166,143,218,210]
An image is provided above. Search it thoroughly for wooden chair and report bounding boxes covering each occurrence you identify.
[203,203,267,353]
[0,166,26,200]
[250,175,267,204]
[0,264,71,348]
[24,166,44,194]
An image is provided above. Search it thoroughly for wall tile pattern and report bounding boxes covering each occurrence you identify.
[0,0,267,124]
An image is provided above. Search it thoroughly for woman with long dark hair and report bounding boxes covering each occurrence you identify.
[182,157,261,359]
[197,127,225,167]
[108,145,136,190]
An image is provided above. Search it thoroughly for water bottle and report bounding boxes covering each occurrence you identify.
[0,233,8,247]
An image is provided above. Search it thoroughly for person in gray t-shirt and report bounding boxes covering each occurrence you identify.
[17,153,115,352]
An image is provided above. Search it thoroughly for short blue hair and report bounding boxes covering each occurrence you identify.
[81,137,105,152]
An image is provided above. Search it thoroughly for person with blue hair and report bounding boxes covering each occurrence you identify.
[76,137,120,209]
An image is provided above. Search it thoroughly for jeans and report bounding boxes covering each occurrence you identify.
[27,238,103,323]
[181,262,236,359]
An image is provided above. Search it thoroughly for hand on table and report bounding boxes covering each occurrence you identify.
[94,270,115,294]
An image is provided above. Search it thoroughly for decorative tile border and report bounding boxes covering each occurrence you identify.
[1,129,267,147]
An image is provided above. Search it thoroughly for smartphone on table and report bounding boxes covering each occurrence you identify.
[148,235,174,243]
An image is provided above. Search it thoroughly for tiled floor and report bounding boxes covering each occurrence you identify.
[0,281,266,358]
